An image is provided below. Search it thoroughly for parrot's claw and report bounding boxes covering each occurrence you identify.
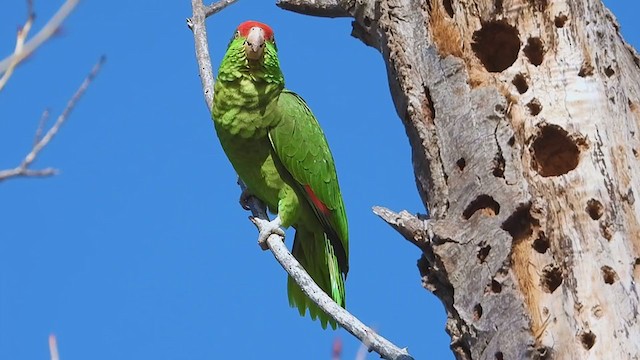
[239,188,254,210]
[250,216,285,251]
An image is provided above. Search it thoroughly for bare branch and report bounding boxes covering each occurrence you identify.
[187,0,229,111]
[0,0,80,75]
[241,182,413,360]
[372,206,429,249]
[276,0,352,17]
[0,56,105,182]
[204,0,239,18]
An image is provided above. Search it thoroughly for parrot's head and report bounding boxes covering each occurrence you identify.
[230,21,276,62]
[218,21,283,87]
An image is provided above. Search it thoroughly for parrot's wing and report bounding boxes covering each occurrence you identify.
[268,90,349,275]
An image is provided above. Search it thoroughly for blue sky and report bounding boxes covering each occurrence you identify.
[0,1,637,359]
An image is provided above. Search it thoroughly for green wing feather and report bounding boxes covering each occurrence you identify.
[268,90,349,275]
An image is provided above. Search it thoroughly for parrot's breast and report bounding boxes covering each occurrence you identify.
[211,74,286,212]
[212,75,282,139]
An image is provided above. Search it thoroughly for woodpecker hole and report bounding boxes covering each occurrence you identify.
[490,279,502,293]
[512,73,529,94]
[473,303,483,320]
[524,37,544,66]
[527,98,542,115]
[531,124,580,177]
[601,265,618,284]
[532,232,550,253]
[555,14,568,28]
[586,199,604,220]
[456,157,466,171]
[495,352,504,360]
[604,66,615,77]
[579,330,596,350]
[463,195,500,219]
[508,136,515,147]
[472,21,520,72]
[501,203,534,241]
[443,0,454,17]
[478,243,491,263]
[541,263,563,293]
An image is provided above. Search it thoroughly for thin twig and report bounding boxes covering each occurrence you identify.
[0,0,80,75]
[0,1,35,92]
[49,334,60,360]
[188,1,413,359]
[0,56,105,182]
[33,109,50,146]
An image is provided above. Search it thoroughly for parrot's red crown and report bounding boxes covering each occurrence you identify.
[237,20,274,41]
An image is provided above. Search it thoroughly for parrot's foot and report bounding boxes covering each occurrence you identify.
[239,188,255,210]
[250,216,285,251]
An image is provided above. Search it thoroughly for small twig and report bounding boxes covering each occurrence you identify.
[204,0,239,18]
[33,109,50,146]
[0,56,105,182]
[0,0,80,75]
[188,1,413,359]
[49,334,60,360]
[0,1,35,92]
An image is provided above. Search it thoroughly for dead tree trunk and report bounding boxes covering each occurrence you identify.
[278,0,640,358]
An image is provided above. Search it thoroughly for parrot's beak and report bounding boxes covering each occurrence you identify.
[244,27,266,61]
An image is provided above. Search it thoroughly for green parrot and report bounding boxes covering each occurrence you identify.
[211,20,349,329]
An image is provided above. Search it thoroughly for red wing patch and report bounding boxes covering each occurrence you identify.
[237,20,274,41]
[304,185,330,215]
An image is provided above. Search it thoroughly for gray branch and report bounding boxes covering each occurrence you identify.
[372,206,430,250]
[188,1,414,359]
[276,0,352,17]
[187,0,216,110]
[205,0,239,18]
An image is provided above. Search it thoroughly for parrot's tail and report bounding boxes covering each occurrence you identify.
[287,225,345,329]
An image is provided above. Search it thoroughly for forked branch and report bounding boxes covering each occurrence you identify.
[0,56,106,182]
[187,1,413,359]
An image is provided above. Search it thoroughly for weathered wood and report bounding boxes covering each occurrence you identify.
[278,0,640,359]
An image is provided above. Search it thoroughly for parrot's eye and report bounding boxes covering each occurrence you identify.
[228,31,240,47]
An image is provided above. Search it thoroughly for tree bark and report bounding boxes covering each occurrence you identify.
[277,0,640,359]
